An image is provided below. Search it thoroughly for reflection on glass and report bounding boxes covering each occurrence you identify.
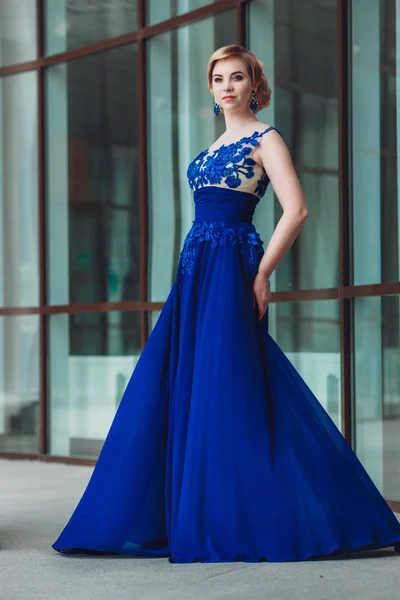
[45,45,139,306]
[147,10,236,301]
[0,0,36,66]
[147,0,218,25]
[273,168,339,291]
[148,311,161,332]
[351,0,399,285]
[250,0,339,292]
[0,72,39,307]
[0,316,39,453]
[49,311,140,458]
[44,0,138,55]
[269,299,341,426]
[354,296,400,500]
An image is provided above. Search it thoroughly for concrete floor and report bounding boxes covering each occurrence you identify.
[1,459,400,600]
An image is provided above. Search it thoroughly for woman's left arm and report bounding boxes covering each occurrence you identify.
[252,130,308,319]
[256,130,308,279]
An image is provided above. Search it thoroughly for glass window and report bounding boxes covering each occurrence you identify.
[48,310,141,458]
[0,0,36,67]
[44,0,138,55]
[249,0,339,292]
[147,10,236,301]
[0,72,39,308]
[148,311,161,332]
[45,45,140,305]
[147,1,219,25]
[351,0,399,285]
[269,299,341,426]
[354,295,400,500]
[0,316,39,453]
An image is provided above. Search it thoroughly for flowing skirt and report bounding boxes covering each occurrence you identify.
[53,221,400,563]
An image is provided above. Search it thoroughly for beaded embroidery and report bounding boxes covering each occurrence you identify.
[187,128,275,198]
[178,221,264,277]
[180,127,279,278]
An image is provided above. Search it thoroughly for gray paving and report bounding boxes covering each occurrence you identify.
[1,459,399,600]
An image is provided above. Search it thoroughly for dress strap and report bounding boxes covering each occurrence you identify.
[257,126,281,140]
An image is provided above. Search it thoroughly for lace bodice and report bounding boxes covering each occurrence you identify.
[178,126,280,279]
[187,126,278,199]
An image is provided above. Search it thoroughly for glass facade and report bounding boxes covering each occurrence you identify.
[44,0,138,54]
[49,311,140,457]
[45,45,140,306]
[0,316,39,454]
[354,295,400,498]
[147,1,219,25]
[250,0,339,292]
[0,0,399,508]
[349,0,400,503]
[270,299,341,427]
[352,0,399,287]
[0,0,37,67]
[0,72,39,308]
[147,11,236,300]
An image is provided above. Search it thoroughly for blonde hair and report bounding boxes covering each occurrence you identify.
[207,45,271,112]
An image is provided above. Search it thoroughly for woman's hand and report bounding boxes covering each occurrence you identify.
[253,272,272,320]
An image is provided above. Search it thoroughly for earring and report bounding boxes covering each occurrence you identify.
[249,90,259,113]
[213,101,221,116]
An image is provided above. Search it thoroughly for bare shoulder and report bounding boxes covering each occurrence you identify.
[253,124,286,166]
[260,123,282,140]
[258,124,284,151]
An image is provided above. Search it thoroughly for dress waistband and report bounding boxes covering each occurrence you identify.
[194,186,259,224]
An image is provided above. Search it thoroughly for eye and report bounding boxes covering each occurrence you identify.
[213,77,223,83]
[233,75,243,81]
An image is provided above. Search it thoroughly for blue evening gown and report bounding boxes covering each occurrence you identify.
[53,126,400,563]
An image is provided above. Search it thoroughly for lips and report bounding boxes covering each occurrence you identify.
[222,96,235,100]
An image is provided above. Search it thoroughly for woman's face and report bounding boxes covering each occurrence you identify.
[211,56,253,114]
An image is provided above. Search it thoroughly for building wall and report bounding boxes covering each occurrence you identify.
[0,0,399,504]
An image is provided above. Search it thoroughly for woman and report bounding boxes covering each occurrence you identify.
[53,45,400,563]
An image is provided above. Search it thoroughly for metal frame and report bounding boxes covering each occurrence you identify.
[338,0,352,446]
[36,0,47,456]
[0,0,399,510]
[138,0,149,348]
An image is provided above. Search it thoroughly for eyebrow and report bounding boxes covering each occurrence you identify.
[213,71,245,77]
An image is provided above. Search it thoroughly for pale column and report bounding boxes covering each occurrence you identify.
[0,31,4,435]
[177,12,216,249]
[3,73,39,432]
[46,1,71,454]
[0,76,4,435]
[248,0,278,337]
[0,0,38,439]
[148,32,175,300]
[0,0,36,65]
[147,1,170,25]
[397,1,400,330]
[45,0,69,54]
[352,0,383,487]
